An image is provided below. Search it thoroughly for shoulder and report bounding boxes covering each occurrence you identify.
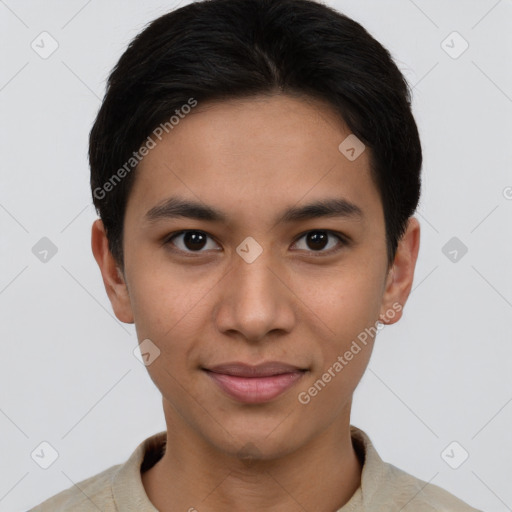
[377,461,482,511]
[350,426,482,512]
[28,432,166,511]
[28,463,121,511]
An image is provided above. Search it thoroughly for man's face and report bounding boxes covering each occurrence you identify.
[105,94,403,458]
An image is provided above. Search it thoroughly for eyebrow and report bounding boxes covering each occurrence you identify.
[145,196,364,225]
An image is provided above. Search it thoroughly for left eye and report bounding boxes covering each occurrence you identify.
[292,230,346,254]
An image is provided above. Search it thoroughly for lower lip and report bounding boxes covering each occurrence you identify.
[204,370,305,404]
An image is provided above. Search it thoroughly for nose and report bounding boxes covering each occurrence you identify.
[214,247,296,343]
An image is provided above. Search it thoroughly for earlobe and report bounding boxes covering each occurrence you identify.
[379,217,420,325]
[91,219,134,324]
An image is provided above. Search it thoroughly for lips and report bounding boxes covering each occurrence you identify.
[206,361,306,377]
[203,361,307,403]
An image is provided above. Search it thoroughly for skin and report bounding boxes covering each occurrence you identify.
[91,93,420,511]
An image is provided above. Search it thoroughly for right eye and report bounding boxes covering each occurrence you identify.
[163,230,222,254]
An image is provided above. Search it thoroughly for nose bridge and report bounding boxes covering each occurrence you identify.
[235,248,276,301]
[215,244,294,341]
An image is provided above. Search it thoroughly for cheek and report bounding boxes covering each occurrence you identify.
[294,266,384,401]
[295,321,374,418]
[296,283,378,415]
[129,275,210,400]
[127,260,221,375]
[295,264,384,342]
[126,247,211,337]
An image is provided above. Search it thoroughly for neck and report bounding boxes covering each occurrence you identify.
[142,403,363,512]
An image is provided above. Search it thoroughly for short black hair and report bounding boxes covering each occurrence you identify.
[89,0,422,268]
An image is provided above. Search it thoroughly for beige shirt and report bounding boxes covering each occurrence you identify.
[29,425,481,511]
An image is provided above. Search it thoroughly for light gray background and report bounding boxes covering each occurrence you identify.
[1,0,511,510]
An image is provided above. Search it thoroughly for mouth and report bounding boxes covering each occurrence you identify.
[202,362,308,404]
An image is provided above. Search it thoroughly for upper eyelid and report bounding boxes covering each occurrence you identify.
[291,230,348,252]
[293,229,348,243]
[163,230,222,252]
[164,230,220,245]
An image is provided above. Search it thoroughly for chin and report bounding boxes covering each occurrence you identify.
[204,418,306,460]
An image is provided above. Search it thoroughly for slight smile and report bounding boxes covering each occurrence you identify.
[203,362,308,404]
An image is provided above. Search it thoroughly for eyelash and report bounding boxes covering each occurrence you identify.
[162,229,349,257]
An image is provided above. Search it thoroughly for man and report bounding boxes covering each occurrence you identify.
[30,0,480,509]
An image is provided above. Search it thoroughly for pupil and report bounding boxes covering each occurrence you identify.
[184,231,206,250]
[307,231,327,250]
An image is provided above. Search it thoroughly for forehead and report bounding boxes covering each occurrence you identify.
[126,94,381,226]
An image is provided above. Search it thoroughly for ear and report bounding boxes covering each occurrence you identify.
[379,217,420,325]
[91,219,134,324]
